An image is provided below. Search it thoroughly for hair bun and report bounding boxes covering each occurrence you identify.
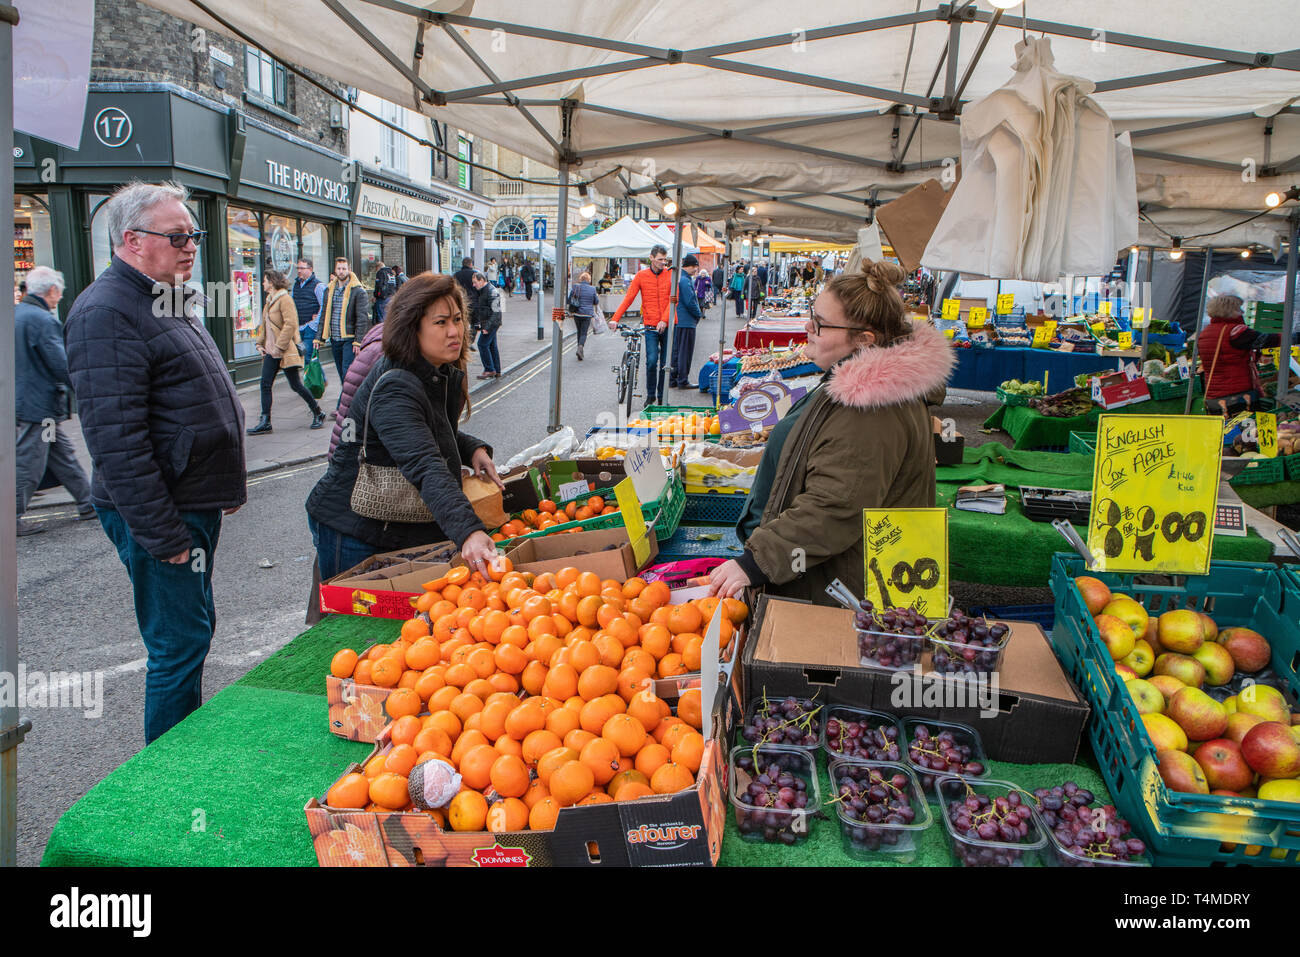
[859,258,905,293]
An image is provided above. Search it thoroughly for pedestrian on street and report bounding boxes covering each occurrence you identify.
[711,262,725,304]
[745,265,763,319]
[291,257,326,367]
[520,259,537,301]
[609,244,673,408]
[729,263,747,314]
[247,269,326,435]
[694,265,713,311]
[757,260,769,299]
[567,270,599,360]
[372,262,397,324]
[470,271,503,378]
[306,273,503,581]
[486,257,499,285]
[392,264,407,289]
[670,254,703,389]
[316,257,371,411]
[64,181,246,744]
[503,260,516,297]
[14,265,95,536]
[453,257,476,303]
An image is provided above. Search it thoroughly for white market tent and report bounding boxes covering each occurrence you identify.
[646,223,699,255]
[568,214,664,257]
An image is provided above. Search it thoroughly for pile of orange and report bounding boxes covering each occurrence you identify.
[490,495,621,544]
[325,564,749,833]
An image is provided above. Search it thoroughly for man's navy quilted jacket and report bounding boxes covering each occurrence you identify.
[65,256,247,559]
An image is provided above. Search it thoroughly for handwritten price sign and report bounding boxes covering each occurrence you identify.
[941,298,960,321]
[996,293,1015,314]
[862,508,948,616]
[967,307,989,327]
[1087,415,1223,574]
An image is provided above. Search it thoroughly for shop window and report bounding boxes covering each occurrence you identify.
[228,207,261,360]
[493,216,527,241]
[13,193,53,303]
[449,216,467,268]
[457,136,472,191]
[301,221,328,277]
[360,230,383,293]
[264,214,298,277]
[246,47,288,108]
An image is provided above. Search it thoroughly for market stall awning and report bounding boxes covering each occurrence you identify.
[568,215,663,257]
[135,1,1300,246]
[769,240,857,253]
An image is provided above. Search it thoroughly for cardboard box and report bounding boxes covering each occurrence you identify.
[1090,371,1151,410]
[503,526,659,581]
[318,543,461,618]
[933,416,965,466]
[499,465,547,513]
[463,475,509,529]
[740,595,1090,764]
[308,680,735,867]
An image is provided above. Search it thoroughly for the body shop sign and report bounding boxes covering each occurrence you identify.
[357,183,444,231]
[240,126,350,209]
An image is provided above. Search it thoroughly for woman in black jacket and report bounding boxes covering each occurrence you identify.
[305,273,504,580]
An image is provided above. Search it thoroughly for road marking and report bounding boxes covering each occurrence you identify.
[475,341,577,412]
[248,461,326,487]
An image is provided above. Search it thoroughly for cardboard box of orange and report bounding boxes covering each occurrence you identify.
[307,676,740,867]
[741,595,1090,764]
[502,526,659,583]
[318,543,462,619]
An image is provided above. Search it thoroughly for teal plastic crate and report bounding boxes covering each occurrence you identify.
[1231,457,1287,486]
[1067,431,1096,456]
[497,474,685,547]
[1050,554,1300,866]
[683,491,747,524]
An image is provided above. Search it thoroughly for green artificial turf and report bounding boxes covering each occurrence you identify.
[237,616,400,695]
[41,685,369,867]
[717,751,1113,868]
[985,395,1212,451]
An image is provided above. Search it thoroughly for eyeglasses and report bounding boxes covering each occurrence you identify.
[129,228,207,249]
[809,316,855,336]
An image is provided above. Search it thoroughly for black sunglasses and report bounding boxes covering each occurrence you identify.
[130,228,207,249]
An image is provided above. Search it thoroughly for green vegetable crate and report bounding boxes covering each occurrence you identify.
[995,386,1033,407]
[496,474,685,548]
[1231,457,1286,486]
[1067,431,1096,456]
[1050,554,1300,866]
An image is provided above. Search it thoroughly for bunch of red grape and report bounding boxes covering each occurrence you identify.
[733,752,813,845]
[1033,783,1146,865]
[944,787,1039,866]
[931,611,1010,676]
[823,711,902,762]
[832,763,921,853]
[905,724,986,791]
[740,696,821,748]
[854,601,928,669]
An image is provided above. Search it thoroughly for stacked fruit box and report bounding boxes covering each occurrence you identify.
[1050,554,1300,865]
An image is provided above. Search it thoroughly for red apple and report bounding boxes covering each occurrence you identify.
[1168,687,1228,741]
[1240,721,1300,778]
[1157,749,1209,794]
[1198,613,1219,643]
[1192,642,1235,687]
[1153,653,1205,689]
[1217,627,1271,673]
[1095,613,1136,661]
[1192,738,1254,791]
[1210,789,1243,797]
[1158,609,1205,654]
[1148,675,1187,705]
[1103,597,1150,638]
[1144,618,1165,657]
[1225,711,1266,745]
[1237,683,1290,724]
[1115,663,1139,681]
[1074,576,1113,616]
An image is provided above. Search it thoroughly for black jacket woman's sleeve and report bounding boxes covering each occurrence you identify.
[369,376,486,547]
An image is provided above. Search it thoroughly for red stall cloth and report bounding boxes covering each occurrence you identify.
[734,318,809,349]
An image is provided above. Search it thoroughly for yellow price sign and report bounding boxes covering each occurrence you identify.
[943,328,957,340]
[1042,320,1058,336]
[862,508,948,617]
[1098,302,1112,316]
[1031,325,1053,348]
[996,293,1015,314]
[1132,307,1147,327]
[941,298,960,320]
[967,307,989,327]
[613,477,651,568]
[1257,412,1278,458]
[1087,415,1223,575]
[1118,331,1133,349]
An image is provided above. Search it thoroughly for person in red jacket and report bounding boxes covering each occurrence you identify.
[1197,294,1293,414]
[609,244,673,407]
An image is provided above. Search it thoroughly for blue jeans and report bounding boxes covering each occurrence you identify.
[330,338,354,404]
[671,325,697,388]
[477,327,501,373]
[643,327,667,405]
[309,515,374,581]
[98,507,222,744]
[299,322,319,363]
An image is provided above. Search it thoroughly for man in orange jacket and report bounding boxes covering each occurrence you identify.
[609,244,672,407]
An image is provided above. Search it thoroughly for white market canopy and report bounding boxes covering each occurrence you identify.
[645,223,699,255]
[144,0,1300,252]
[568,215,664,257]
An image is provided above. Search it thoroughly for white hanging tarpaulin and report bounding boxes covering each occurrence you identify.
[922,36,1138,280]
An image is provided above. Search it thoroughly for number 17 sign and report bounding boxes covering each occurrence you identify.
[1087,415,1223,575]
[862,509,948,616]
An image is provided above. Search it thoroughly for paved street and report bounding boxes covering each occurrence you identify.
[11,300,728,864]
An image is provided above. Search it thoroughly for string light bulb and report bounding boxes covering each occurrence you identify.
[1265,186,1300,208]
[746,205,757,215]
[578,184,596,218]
[1169,237,1184,261]
[1240,247,1252,258]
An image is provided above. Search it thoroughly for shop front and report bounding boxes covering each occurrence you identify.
[352,174,447,291]
[12,83,353,382]
[437,182,490,271]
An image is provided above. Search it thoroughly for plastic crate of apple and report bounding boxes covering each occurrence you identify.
[1075,575,1300,802]
[625,413,721,439]
[490,495,619,543]
[324,562,748,830]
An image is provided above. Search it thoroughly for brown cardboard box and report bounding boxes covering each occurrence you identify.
[503,526,659,581]
[741,595,1090,764]
[462,475,510,528]
[318,543,461,618]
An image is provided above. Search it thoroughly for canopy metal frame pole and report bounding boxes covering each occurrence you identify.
[1278,212,1298,400]
[548,163,570,432]
[717,227,731,411]
[664,187,685,408]
[536,235,545,340]
[1184,247,1216,416]
[0,3,24,870]
[1139,246,1154,361]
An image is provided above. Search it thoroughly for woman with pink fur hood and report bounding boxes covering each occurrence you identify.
[709,260,952,606]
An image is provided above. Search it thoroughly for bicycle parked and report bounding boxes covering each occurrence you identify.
[612,323,644,421]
